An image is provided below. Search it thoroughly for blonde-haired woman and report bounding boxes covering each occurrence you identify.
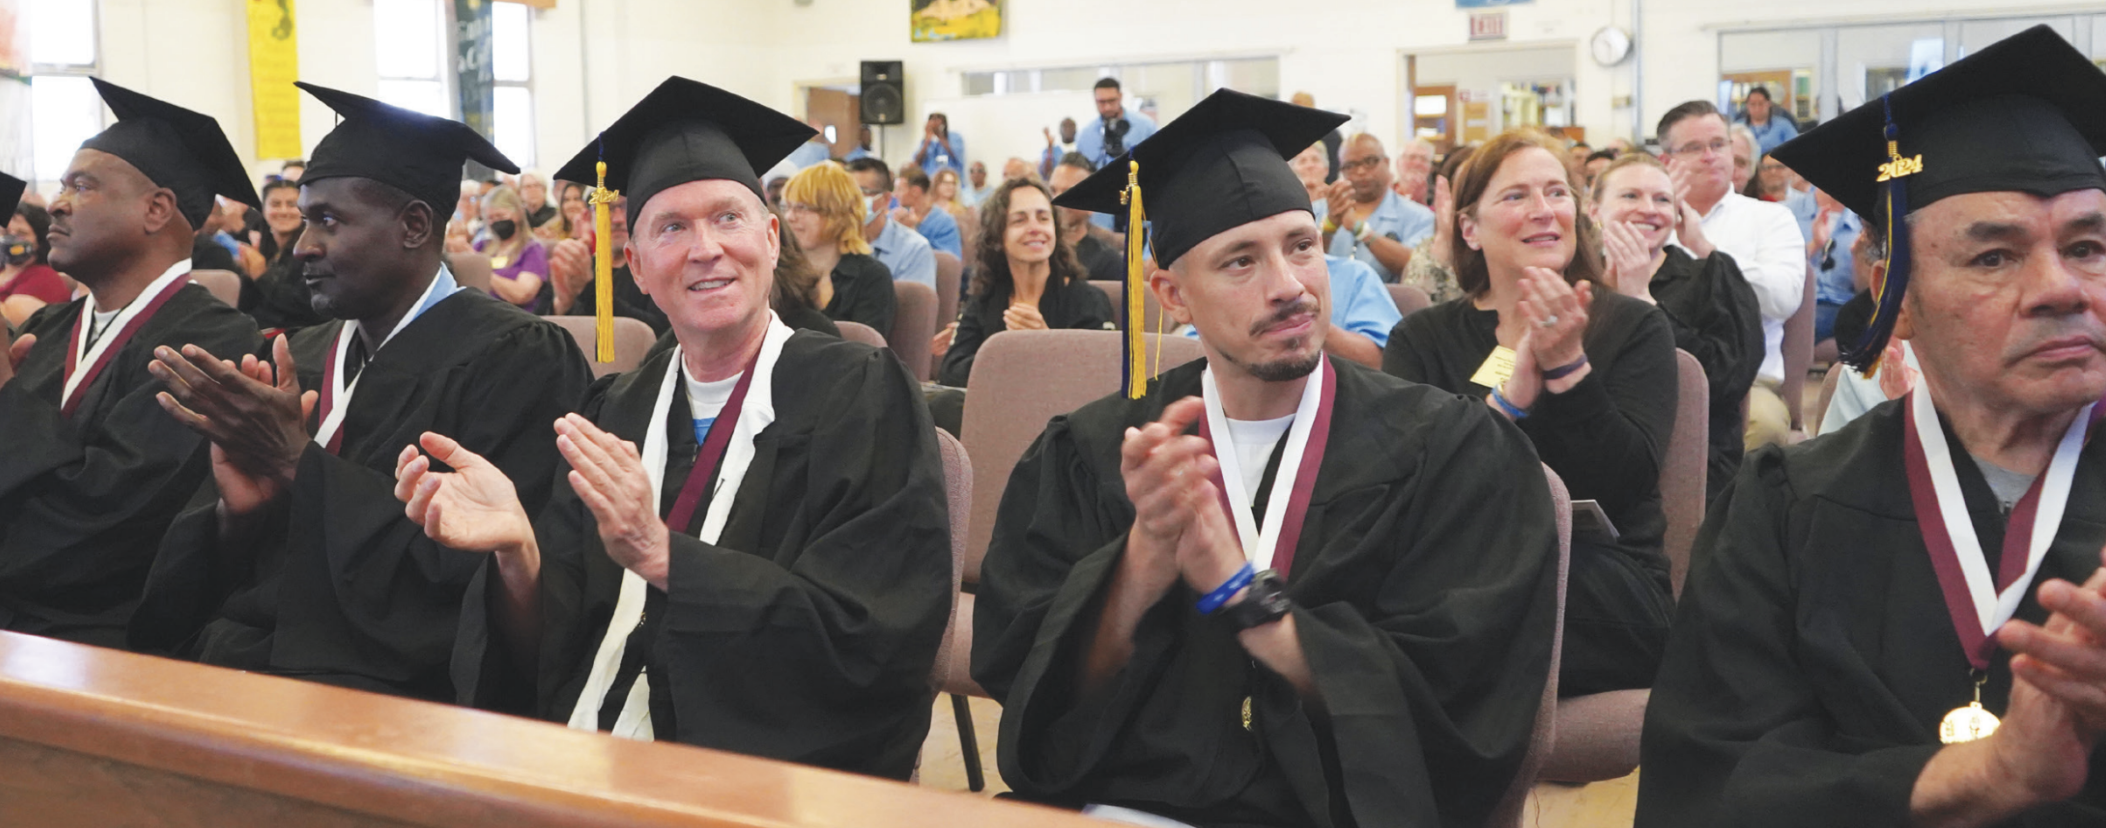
[476,184,550,311]
[781,162,897,334]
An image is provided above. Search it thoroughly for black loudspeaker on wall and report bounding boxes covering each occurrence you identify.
[860,60,905,125]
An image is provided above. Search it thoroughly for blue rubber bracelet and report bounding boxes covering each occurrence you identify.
[1489,385,1530,420]
[1195,562,1257,615]
[1542,354,1589,381]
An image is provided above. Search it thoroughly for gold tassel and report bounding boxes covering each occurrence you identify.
[1121,161,1147,399]
[589,161,618,363]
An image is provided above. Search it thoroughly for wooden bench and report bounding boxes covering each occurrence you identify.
[0,631,1094,827]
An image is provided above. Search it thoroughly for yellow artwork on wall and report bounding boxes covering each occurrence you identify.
[911,0,1000,43]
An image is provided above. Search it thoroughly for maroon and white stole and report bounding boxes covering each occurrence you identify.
[313,266,457,454]
[1902,380,2098,742]
[1196,358,1336,577]
[62,261,193,418]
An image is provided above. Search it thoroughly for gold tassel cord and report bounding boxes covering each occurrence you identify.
[1122,160,1147,399]
[590,161,618,364]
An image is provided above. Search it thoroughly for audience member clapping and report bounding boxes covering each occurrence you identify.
[1384,129,1678,697]
[475,185,551,311]
[934,177,1110,386]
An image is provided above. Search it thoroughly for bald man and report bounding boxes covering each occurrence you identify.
[1315,134,1435,282]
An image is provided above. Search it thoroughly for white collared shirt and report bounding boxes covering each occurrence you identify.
[1675,191,1807,383]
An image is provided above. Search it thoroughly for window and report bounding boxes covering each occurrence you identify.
[374,0,449,118]
[490,2,534,168]
[961,57,1281,125]
[27,0,101,185]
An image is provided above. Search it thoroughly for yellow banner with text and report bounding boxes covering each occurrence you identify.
[247,0,301,159]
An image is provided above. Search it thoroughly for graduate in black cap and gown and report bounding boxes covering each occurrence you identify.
[1639,25,2106,826]
[130,84,592,701]
[0,81,261,646]
[973,89,1558,827]
[391,77,950,779]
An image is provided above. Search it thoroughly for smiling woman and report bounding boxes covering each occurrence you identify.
[1384,127,1681,699]
[936,177,1109,387]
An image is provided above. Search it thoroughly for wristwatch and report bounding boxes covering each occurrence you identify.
[1222,569,1291,632]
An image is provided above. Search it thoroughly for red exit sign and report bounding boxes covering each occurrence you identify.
[1469,11,1508,41]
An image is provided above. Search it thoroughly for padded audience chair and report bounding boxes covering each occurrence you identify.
[1662,349,1708,599]
[933,251,963,331]
[190,269,242,308]
[1812,367,1844,435]
[1089,280,1167,333]
[1488,465,1572,828]
[1781,264,1816,437]
[927,430,981,791]
[1537,350,1709,784]
[892,281,937,382]
[1386,283,1431,317]
[836,321,887,349]
[545,316,657,379]
[449,252,493,293]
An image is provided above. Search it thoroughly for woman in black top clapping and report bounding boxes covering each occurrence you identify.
[935,178,1111,387]
[1383,129,1678,697]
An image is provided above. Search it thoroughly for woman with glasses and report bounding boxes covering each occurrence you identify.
[780,162,897,335]
[1383,129,1679,697]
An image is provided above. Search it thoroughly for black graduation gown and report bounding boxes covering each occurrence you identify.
[131,289,591,701]
[566,263,671,337]
[1636,402,2106,827]
[1649,247,1764,504]
[973,357,1558,828]
[0,283,260,646]
[1384,292,1679,696]
[453,332,951,781]
[937,275,1113,387]
[821,253,898,336]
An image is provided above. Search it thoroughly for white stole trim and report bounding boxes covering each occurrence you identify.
[568,313,795,739]
[66,258,192,405]
[1199,364,1324,571]
[1909,380,2090,638]
[315,264,459,448]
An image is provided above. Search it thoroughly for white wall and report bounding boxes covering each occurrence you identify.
[69,0,2102,189]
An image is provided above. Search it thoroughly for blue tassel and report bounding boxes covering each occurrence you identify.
[1844,98,1912,375]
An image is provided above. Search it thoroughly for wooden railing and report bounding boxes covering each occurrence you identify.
[0,631,1090,827]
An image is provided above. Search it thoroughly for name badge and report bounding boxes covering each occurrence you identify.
[1470,346,1518,389]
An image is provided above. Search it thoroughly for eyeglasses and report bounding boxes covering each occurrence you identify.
[1667,139,1730,158]
[1341,156,1388,173]
[782,202,821,215]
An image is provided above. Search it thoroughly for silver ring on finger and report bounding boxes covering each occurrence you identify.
[1539,315,1558,327]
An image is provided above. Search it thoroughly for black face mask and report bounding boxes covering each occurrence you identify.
[490,219,518,241]
[2,236,31,267]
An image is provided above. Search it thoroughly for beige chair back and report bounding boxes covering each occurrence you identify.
[450,252,494,293]
[190,269,242,308]
[933,251,963,331]
[959,329,1204,583]
[836,321,888,349]
[545,315,657,379]
[1489,464,1571,828]
[1780,264,1816,432]
[891,281,937,382]
[1811,367,1844,435]
[1663,349,1709,599]
[1385,283,1431,317]
[930,431,970,694]
[1089,280,1167,333]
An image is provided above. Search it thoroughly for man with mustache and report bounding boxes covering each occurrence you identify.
[130,84,590,701]
[975,89,1557,827]
[1640,27,2106,824]
[0,81,260,647]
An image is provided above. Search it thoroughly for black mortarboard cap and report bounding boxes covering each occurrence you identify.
[553,76,815,226]
[1052,88,1346,268]
[78,78,259,229]
[1773,25,2106,371]
[0,172,22,217]
[297,82,519,216]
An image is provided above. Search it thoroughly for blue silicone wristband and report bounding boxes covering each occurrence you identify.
[1489,385,1530,420]
[1195,562,1257,615]
[1542,354,1589,381]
